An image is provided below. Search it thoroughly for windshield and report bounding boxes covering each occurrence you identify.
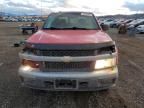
[43,12,100,30]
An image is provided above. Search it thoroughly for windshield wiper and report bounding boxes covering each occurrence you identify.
[43,27,96,30]
[68,27,91,30]
[43,27,62,30]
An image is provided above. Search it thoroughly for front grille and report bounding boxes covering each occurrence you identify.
[41,50,95,57]
[42,61,94,72]
[39,45,115,57]
[23,45,115,56]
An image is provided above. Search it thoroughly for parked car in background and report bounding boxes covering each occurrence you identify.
[103,19,116,27]
[118,19,133,28]
[109,20,119,28]
[124,19,133,24]
[136,25,144,34]
[127,19,144,27]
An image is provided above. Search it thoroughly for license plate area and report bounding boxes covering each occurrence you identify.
[55,79,77,89]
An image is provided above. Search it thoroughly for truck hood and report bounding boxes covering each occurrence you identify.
[27,30,112,44]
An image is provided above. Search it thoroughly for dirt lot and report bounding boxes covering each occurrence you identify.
[0,22,144,108]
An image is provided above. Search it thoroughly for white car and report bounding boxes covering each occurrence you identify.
[103,19,116,27]
[127,19,144,27]
[136,25,144,34]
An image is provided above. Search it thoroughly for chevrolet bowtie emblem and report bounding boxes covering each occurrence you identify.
[62,56,72,62]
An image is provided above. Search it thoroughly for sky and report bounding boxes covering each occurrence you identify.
[0,0,144,16]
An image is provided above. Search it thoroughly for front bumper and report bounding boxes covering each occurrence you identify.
[18,66,118,91]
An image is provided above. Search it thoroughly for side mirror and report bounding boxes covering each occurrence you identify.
[100,24,109,31]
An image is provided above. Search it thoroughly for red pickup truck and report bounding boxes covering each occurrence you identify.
[19,12,118,91]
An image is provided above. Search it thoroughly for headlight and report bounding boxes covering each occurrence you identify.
[95,58,116,69]
[21,59,40,68]
[22,66,32,71]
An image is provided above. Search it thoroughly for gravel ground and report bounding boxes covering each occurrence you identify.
[0,22,144,108]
